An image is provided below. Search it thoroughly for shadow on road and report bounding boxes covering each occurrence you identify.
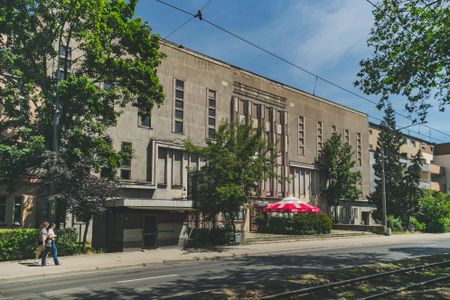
[64,251,392,299]
[389,247,450,256]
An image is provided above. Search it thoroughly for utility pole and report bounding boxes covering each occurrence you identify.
[380,148,388,235]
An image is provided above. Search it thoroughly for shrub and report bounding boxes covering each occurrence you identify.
[0,228,79,261]
[267,213,331,235]
[387,215,404,232]
[188,227,236,247]
[416,192,450,233]
[255,213,268,232]
[408,217,425,232]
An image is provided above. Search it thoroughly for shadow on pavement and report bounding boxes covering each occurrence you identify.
[64,251,390,299]
[389,247,450,256]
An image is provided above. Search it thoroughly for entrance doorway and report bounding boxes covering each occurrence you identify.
[362,212,370,225]
[143,215,158,249]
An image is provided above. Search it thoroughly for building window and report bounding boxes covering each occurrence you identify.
[174,79,184,134]
[331,125,337,134]
[317,121,323,155]
[369,129,373,135]
[172,150,183,187]
[139,114,151,127]
[344,129,350,144]
[58,45,72,80]
[13,196,22,225]
[357,132,362,166]
[120,142,132,180]
[207,89,216,139]
[291,167,319,197]
[298,116,305,156]
[421,143,426,151]
[0,196,6,225]
[157,147,167,187]
[175,121,183,134]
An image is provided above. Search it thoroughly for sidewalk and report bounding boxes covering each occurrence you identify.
[1,232,449,281]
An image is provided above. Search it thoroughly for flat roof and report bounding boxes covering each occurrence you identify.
[161,39,368,118]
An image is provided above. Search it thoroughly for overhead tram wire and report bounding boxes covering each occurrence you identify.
[153,0,450,141]
[164,0,213,39]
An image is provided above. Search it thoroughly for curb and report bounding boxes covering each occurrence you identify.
[0,233,445,281]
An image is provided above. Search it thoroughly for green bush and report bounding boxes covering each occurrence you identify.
[255,213,268,232]
[416,192,450,233]
[408,217,425,232]
[266,213,332,235]
[188,227,236,247]
[0,228,79,261]
[387,215,404,232]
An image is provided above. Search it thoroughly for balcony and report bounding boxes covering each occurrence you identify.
[430,181,443,192]
[429,164,445,175]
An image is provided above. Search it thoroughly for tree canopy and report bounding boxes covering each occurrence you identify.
[0,0,164,190]
[355,0,449,121]
[185,120,277,230]
[319,133,361,223]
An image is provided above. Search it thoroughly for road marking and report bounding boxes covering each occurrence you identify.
[117,274,178,283]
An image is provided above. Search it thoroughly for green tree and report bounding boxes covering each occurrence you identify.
[402,150,423,223]
[355,0,449,121]
[319,133,361,223]
[185,120,277,238]
[416,191,450,233]
[370,104,406,220]
[39,158,116,252]
[0,0,164,221]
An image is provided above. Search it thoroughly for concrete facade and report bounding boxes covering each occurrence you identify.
[90,40,375,251]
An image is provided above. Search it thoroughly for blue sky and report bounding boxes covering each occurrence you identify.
[136,0,450,143]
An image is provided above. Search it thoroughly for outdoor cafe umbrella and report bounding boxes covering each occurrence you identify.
[263,196,320,213]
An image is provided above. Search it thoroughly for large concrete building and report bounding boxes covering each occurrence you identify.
[90,40,373,251]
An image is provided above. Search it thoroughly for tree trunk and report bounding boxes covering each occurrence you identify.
[334,204,339,224]
[82,219,90,253]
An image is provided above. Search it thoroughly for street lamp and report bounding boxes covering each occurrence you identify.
[380,122,425,235]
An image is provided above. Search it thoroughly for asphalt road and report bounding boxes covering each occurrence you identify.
[1,236,449,299]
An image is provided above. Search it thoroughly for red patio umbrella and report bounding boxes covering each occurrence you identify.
[263,196,320,213]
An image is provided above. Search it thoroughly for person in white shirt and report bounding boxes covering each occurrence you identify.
[41,223,60,266]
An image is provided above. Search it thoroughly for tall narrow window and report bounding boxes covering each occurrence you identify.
[298,116,305,156]
[207,89,216,139]
[172,150,183,187]
[0,196,6,225]
[174,79,184,134]
[331,125,337,134]
[13,196,22,225]
[120,142,132,180]
[357,132,362,166]
[344,129,350,144]
[157,148,167,187]
[57,45,72,81]
[317,121,323,155]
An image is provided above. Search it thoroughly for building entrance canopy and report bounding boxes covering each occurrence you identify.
[263,196,320,213]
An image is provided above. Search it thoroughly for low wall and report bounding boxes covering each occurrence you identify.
[333,224,385,235]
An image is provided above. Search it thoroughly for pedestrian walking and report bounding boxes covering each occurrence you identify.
[41,223,60,266]
[34,221,49,264]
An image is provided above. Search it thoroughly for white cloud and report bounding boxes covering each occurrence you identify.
[291,0,373,70]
